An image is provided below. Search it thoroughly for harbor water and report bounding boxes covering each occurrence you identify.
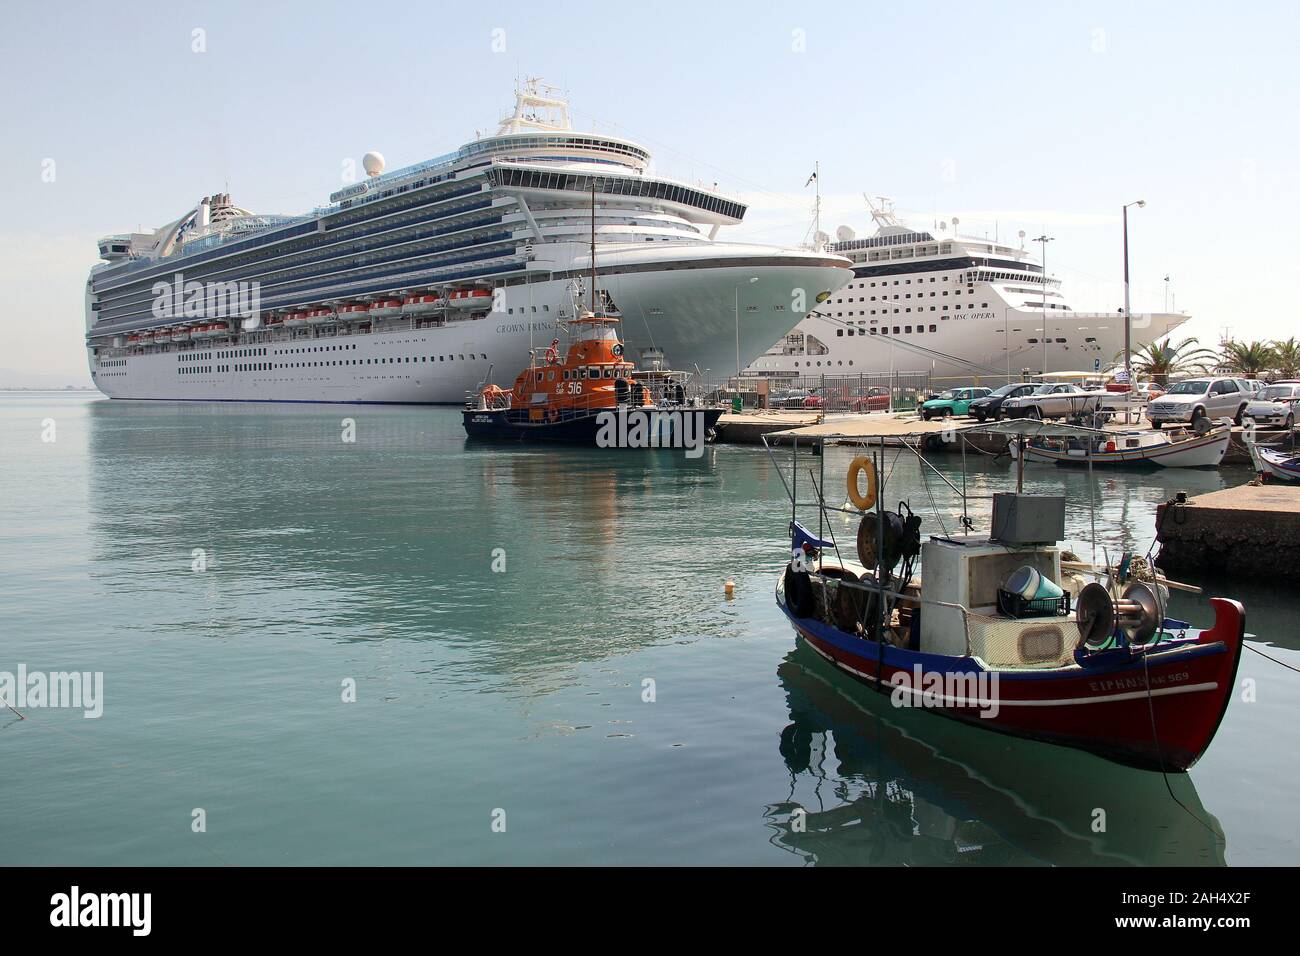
[2,392,1297,866]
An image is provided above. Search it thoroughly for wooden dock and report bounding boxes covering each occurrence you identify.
[717,408,1289,465]
[1156,483,1300,578]
[714,411,820,444]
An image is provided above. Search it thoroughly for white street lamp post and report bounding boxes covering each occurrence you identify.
[1123,199,1146,422]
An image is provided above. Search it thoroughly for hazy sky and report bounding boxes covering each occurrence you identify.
[2,0,1296,384]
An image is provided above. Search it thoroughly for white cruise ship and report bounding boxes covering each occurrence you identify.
[747,200,1188,383]
[85,82,851,403]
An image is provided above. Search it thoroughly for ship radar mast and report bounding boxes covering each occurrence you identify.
[497,78,572,134]
[865,195,902,230]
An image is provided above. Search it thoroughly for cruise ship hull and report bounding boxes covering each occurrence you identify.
[748,306,1190,384]
[85,85,854,402]
[90,264,848,403]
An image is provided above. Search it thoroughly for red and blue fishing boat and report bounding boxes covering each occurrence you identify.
[767,419,1245,772]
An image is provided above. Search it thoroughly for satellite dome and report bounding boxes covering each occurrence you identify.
[362,151,385,178]
[836,225,855,242]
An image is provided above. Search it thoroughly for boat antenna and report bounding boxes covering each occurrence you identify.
[807,162,822,251]
[589,181,597,315]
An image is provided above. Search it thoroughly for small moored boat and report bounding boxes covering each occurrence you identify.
[1247,442,1300,482]
[1012,425,1230,468]
[767,419,1245,772]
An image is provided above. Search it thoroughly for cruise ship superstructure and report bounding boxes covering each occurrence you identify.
[747,200,1188,383]
[85,83,851,403]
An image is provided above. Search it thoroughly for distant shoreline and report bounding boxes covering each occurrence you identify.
[0,386,98,392]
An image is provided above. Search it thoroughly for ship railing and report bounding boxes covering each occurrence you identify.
[498,388,700,423]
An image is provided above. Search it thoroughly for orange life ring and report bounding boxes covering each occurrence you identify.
[847,456,877,511]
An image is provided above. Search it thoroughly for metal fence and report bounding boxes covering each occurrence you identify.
[705,372,934,413]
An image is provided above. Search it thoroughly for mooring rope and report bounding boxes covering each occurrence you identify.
[1244,643,1300,674]
[1138,647,1221,838]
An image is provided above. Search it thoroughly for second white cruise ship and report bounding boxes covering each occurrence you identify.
[85,82,851,403]
[747,200,1188,382]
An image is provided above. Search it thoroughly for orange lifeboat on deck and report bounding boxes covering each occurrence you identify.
[448,288,493,310]
[337,303,369,323]
[368,298,404,320]
[306,307,335,325]
[402,293,444,316]
[284,311,308,328]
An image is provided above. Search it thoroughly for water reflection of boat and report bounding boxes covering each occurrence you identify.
[769,642,1226,866]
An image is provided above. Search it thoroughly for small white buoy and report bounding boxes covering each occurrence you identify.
[724,579,736,599]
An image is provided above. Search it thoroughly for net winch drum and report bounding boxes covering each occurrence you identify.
[1075,582,1116,648]
[855,508,921,573]
[1117,580,1161,644]
[1073,580,1162,648]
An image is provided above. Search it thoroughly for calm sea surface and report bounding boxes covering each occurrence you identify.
[2,391,1297,866]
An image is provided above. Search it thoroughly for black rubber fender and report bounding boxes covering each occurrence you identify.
[784,565,814,618]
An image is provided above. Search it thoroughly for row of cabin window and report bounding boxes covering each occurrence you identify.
[533,367,626,383]
[180,354,489,374]
[837,325,940,337]
[834,303,988,317]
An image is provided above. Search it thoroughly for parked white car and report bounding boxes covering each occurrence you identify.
[1244,383,1300,429]
[1001,384,1105,421]
[1146,377,1251,429]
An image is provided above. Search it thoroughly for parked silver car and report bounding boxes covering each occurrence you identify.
[1244,383,1300,429]
[1146,377,1250,429]
[1001,384,1105,420]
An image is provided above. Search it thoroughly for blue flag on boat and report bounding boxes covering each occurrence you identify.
[790,521,833,552]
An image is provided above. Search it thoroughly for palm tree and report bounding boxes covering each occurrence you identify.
[1124,336,1218,386]
[1272,337,1300,378]
[1220,339,1276,377]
